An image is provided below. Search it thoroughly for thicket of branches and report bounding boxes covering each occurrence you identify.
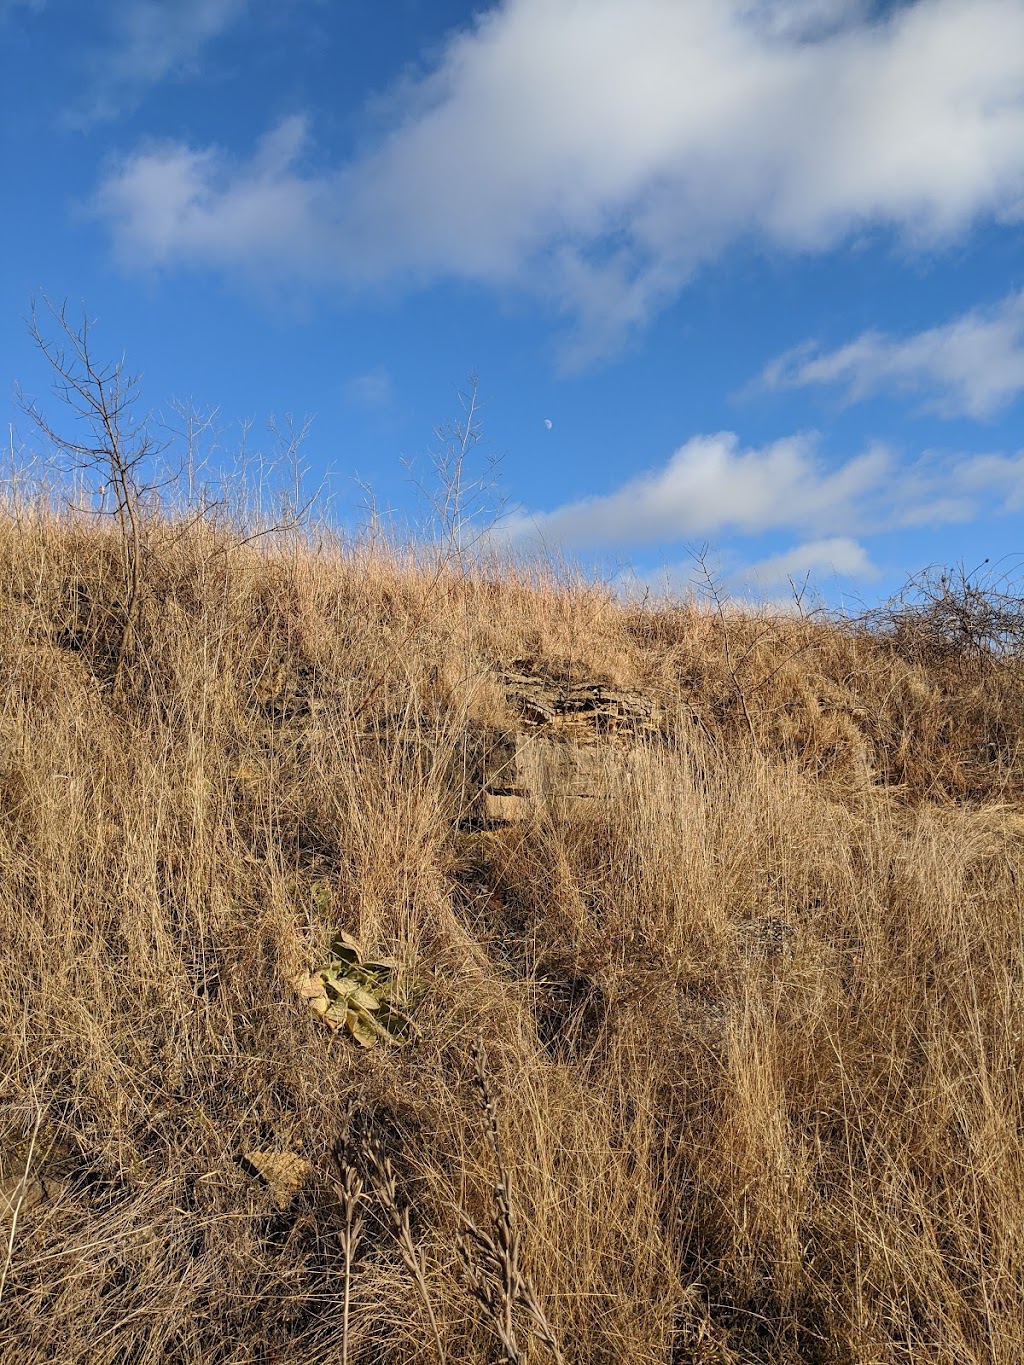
[861,558,1024,667]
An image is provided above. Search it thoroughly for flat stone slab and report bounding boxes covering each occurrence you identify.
[513,734,624,799]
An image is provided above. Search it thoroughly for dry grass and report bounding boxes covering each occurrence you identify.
[1,501,1023,1363]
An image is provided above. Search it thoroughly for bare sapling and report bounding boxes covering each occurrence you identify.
[19,297,163,691]
[405,373,508,570]
[352,374,506,725]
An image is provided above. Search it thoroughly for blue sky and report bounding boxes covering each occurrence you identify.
[2,0,1023,605]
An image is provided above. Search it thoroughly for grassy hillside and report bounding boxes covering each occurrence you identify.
[2,508,1024,1363]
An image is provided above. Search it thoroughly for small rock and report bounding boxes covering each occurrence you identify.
[481,791,530,823]
[0,1173,63,1221]
[239,1150,312,1208]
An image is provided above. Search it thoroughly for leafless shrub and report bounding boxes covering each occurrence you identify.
[18,296,165,690]
[863,557,1024,666]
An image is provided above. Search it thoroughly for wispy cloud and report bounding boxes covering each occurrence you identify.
[71,0,249,126]
[92,0,1024,364]
[758,290,1024,419]
[344,367,395,409]
[497,429,1024,580]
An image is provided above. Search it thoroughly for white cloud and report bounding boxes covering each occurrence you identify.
[94,116,322,264]
[72,0,249,125]
[946,450,1024,510]
[742,536,878,588]
[497,429,1024,561]
[92,0,1024,362]
[759,290,1024,418]
[500,431,891,548]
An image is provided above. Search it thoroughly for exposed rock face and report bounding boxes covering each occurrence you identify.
[341,667,665,825]
[502,670,662,738]
[473,669,664,823]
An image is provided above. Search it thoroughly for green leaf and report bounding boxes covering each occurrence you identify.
[310,882,333,914]
[375,1003,415,1042]
[361,959,398,978]
[345,1009,378,1048]
[301,933,423,1048]
[348,986,380,1012]
[329,932,362,966]
[324,974,360,1002]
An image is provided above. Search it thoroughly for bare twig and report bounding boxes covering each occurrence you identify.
[18,296,164,690]
[404,375,508,567]
[691,545,758,747]
[352,375,504,725]
[861,557,1024,666]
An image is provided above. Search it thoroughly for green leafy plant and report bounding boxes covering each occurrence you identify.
[294,931,421,1047]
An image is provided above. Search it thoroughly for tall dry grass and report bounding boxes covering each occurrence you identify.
[1,501,1023,1363]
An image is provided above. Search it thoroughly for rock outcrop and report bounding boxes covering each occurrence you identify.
[474,668,664,823]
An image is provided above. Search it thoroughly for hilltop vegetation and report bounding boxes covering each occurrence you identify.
[1,498,1024,1363]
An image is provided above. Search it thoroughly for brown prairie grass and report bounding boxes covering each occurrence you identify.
[0,503,1023,1362]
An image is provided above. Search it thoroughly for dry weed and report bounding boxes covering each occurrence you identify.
[0,498,1023,1362]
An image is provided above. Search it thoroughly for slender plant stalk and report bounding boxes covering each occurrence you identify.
[458,1037,566,1365]
[332,1136,365,1365]
[360,1131,445,1360]
[0,1106,41,1307]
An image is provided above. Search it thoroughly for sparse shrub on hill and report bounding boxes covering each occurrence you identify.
[855,559,1024,796]
[866,558,1024,666]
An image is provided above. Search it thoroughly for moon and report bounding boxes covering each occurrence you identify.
[544,418,553,430]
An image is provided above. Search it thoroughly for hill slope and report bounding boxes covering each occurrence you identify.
[2,513,1023,1363]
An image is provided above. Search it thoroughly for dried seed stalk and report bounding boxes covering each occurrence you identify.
[332,1130,366,1365]
[458,1038,565,1365]
[360,1130,445,1360]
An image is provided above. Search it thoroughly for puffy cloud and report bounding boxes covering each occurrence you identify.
[92,0,1024,361]
[758,290,1024,418]
[499,431,891,548]
[497,429,1024,564]
[742,536,878,588]
[94,117,323,266]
